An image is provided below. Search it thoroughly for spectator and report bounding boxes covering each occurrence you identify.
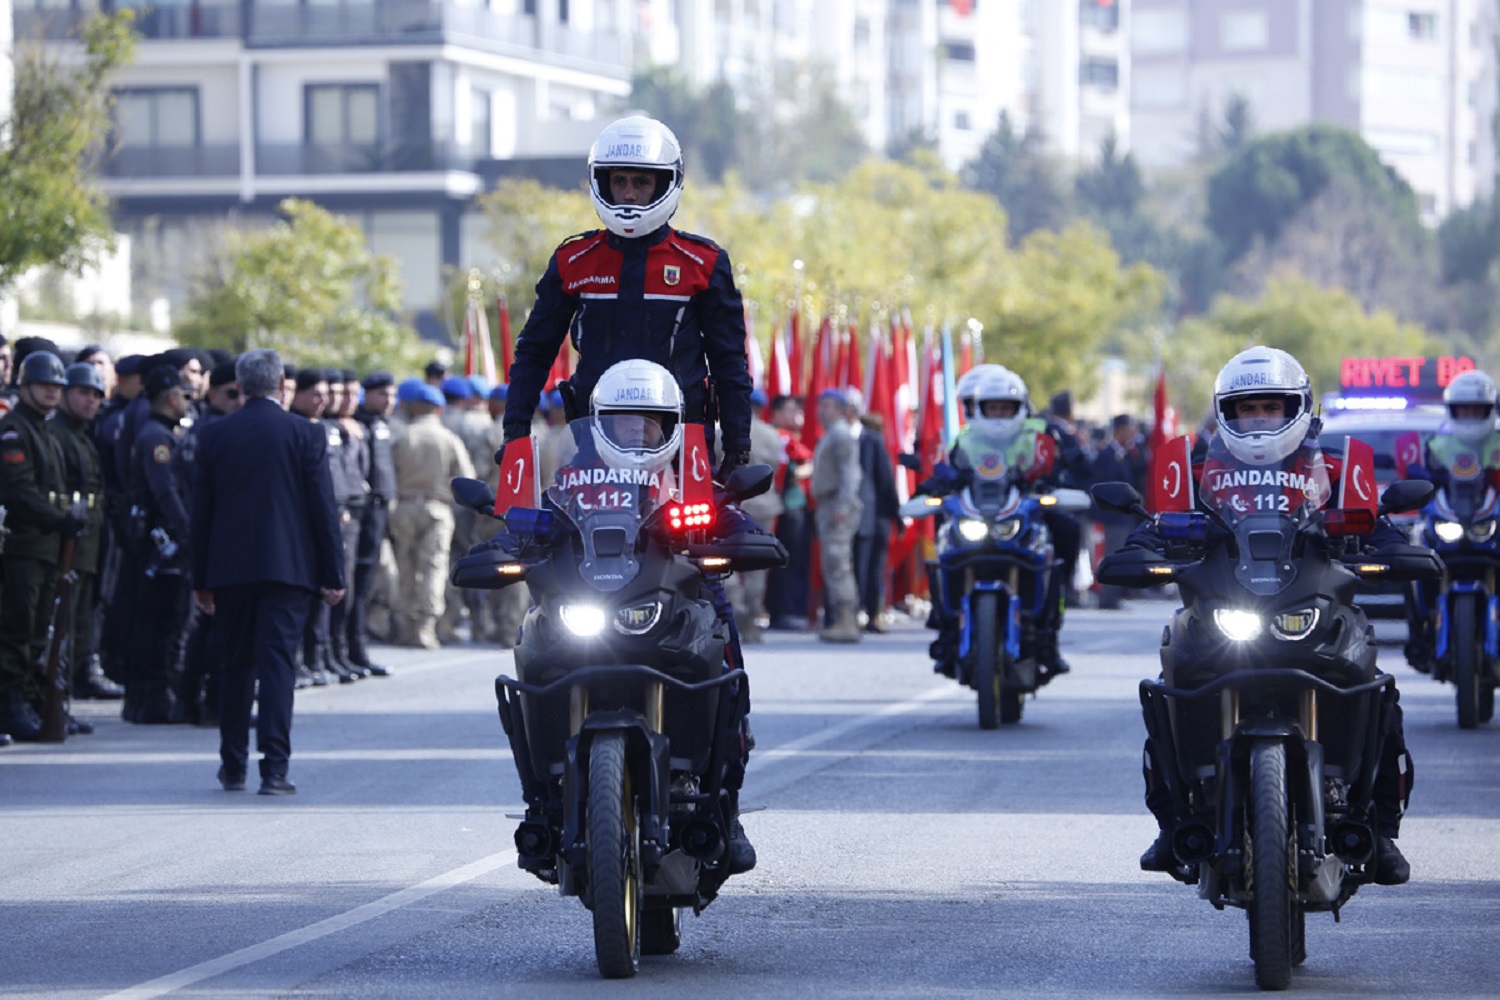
[810,389,863,643]
[1090,414,1151,610]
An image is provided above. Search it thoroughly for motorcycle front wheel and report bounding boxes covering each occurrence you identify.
[1453,593,1481,730]
[1248,740,1297,991]
[971,592,1022,727]
[588,732,641,978]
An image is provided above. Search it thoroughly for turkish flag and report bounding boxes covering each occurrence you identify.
[680,422,714,507]
[801,316,833,451]
[1340,436,1379,517]
[1149,436,1195,513]
[1149,368,1176,452]
[493,436,539,516]
[498,294,514,382]
[844,318,862,397]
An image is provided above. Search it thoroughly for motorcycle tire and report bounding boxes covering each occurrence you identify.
[1453,594,1481,730]
[1480,683,1495,724]
[588,732,641,978]
[971,591,1002,729]
[640,905,683,955]
[1248,740,1296,992]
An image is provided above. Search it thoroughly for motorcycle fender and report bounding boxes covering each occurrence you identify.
[1438,582,1485,660]
[560,715,671,879]
[958,581,1006,659]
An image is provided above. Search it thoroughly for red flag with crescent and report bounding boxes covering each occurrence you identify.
[680,422,714,510]
[493,436,539,517]
[1149,435,1195,513]
[1340,436,1378,517]
[1393,431,1422,479]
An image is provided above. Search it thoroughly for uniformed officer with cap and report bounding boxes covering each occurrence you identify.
[52,363,119,706]
[326,368,369,679]
[349,371,396,674]
[94,353,148,690]
[0,352,88,740]
[124,364,194,722]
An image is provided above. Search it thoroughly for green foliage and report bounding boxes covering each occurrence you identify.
[626,67,747,183]
[961,112,1073,243]
[468,179,595,325]
[1207,124,1423,263]
[0,11,137,290]
[175,199,423,372]
[1152,276,1443,418]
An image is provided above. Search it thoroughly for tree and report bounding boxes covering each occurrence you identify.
[0,11,136,290]
[755,63,869,187]
[961,111,1073,243]
[626,68,748,183]
[1207,124,1423,264]
[472,179,595,315]
[176,199,423,372]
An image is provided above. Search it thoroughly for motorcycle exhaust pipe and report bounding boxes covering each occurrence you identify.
[1330,820,1374,864]
[680,817,725,862]
[1172,821,1216,865]
[514,821,556,861]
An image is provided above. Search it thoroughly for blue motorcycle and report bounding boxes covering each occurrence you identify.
[904,432,1090,728]
[1417,478,1500,727]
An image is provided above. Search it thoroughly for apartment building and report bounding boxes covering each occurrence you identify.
[14,0,633,334]
[1130,0,1498,220]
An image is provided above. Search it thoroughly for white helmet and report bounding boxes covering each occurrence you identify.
[1443,369,1498,445]
[1212,346,1314,466]
[963,364,1029,440]
[589,359,683,474]
[587,116,684,239]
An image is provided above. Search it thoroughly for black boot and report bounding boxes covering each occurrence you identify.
[725,797,757,875]
[0,690,43,742]
[1140,827,1176,872]
[1035,628,1071,684]
[1404,635,1435,675]
[74,657,124,700]
[330,636,367,679]
[1373,835,1410,885]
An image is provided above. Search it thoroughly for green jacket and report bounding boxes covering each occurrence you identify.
[51,412,105,573]
[0,401,68,563]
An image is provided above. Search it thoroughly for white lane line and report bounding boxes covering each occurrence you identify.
[103,681,957,998]
[98,852,517,1000]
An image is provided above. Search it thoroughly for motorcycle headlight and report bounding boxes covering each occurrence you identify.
[559,604,607,637]
[956,518,989,542]
[1270,608,1320,641]
[613,601,664,636]
[991,518,1022,542]
[1467,521,1496,543]
[1434,521,1464,543]
[1213,609,1264,642]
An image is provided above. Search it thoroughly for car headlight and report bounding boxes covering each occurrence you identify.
[613,601,663,635]
[1435,521,1464,543]
[1467,521,1496,543]
[991,518,1022,541]
[1270,608,1320,641]
[1213,609,1264,642]
[559,604,607,637]
[956,518,989,542]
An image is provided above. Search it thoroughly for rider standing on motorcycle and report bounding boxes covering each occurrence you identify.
[1133,347,1415,885]
[1401,369,1500,674]
[920,364,1080,681]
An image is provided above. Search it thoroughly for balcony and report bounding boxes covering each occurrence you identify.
[12,2,242,43]
[102,143,241,178]
[255,139,478,175]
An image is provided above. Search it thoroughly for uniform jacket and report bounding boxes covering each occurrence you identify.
[811,419,863,511]
[1411,430,1500,491]
[855,424,901,536]
[0,400,67,562]
[392,414,475,502]
[502,225,754,454]
[355,408,397,502]
[132,413,190,545]
[190,396,345,593]
[51,412,105,573]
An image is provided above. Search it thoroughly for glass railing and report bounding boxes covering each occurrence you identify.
[13,3,242,42]
[101,143,241,178]
[255,140,480,175]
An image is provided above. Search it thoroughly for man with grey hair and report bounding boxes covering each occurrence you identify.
[190,348,345,795]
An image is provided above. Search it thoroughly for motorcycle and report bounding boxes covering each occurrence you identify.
[1093,436,1438,991]
[901,428,1091,727]
[450,416,786,978]
[1416,478,1500,727]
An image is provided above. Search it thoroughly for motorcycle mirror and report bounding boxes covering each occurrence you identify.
[451,477,497,515]
[1379,479,1434,516]
[723,464,774,503]
[1091,481,1148,518]
[898,452,922,473]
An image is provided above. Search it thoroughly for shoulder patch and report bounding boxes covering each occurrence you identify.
[671,229,723,252]
[153,443,171,465]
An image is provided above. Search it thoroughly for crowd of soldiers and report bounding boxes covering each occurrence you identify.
[0,333,530,745]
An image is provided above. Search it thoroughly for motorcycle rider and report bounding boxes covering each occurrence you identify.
[1400,368,1500,674]
[920,364,1078,681]
[1129,347,1415,885]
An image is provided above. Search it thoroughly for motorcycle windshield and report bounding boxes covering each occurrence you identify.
[1440,479,1499,522]
[544,416,679,592]
[1198,436,1331,597]
[954,426,1021,515]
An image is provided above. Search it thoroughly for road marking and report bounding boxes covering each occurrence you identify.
[103,682,957,997]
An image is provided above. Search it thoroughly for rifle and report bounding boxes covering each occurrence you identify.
[40,535,78,744]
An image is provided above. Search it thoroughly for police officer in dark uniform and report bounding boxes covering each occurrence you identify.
[0,352,88,740]
[287,368,347,685]
[51,363,118,706]
[326,369,369,679]
[94,354,147,689]
[349,371,396,676]
[124,365,194,723]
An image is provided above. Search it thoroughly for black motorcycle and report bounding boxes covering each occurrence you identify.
[450,416,785,978]
[1093,440,1438,991]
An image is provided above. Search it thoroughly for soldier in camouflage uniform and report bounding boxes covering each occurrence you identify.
[810,389,863,643]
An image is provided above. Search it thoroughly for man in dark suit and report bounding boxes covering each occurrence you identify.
[190,349,346,795]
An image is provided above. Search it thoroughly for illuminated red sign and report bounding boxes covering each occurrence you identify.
[1339,355,1475,397]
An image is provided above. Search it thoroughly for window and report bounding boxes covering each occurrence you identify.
[944,40,976,62]
[954,109,972,131]
[116,88,199,148]
[1080,0,1119,34]
[1408,11,1438,41]
[306,84,380,146]
[1132,7,1188,55]
[1221,10,1269,52]
[1080,57,1119,91]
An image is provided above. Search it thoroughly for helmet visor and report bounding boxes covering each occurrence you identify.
[598,411,672,454]
[1218,393,1302,436]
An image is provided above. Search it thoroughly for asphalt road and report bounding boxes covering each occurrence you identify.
[3,603,1498,999]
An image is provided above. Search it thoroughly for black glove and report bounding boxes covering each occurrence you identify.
[57,513,88,539]
[716,451,751,482]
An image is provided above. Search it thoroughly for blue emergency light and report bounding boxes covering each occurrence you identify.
[504,507,555,537]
